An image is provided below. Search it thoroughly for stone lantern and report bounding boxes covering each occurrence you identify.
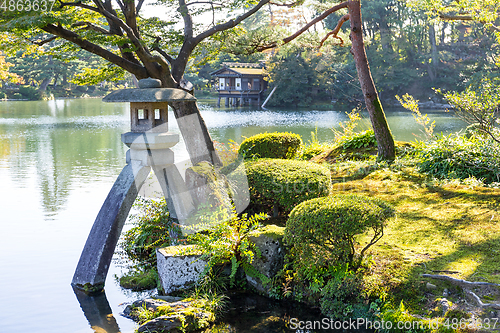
[72,78,195,294]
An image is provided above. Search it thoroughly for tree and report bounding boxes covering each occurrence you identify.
[253,0,395,160]
[0,0,274,165]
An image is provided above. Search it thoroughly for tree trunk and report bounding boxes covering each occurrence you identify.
[39,77,51,92]
[348,0,395,161]
[427,24,438,82]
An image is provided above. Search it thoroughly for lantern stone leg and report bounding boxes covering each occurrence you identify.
[72,79,197,293]
[72,161,150,293]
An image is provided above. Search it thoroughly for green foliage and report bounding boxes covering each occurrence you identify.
[120,197,179,268]
[0,91,6,99]
[18,85,41,100]
[340,130,377,151]
[238,132,303,160]
[285,194,394,270]
[185,207,268,287]
[244,158,331,214]
[396,94,435,139]
[413,133,500,184]
[319,265,363,319]
[12,92,22,99]
[438,80,500,143]
[119,268,158,291]
[265,53,320,107]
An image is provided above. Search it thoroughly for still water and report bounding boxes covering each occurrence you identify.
[0,98,465,333]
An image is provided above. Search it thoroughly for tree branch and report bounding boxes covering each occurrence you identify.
[29,35,58,46]
[58,0,100,12]
[256,1,349,52]
[186,1,224,6]
[72,22,111,35]
[179,0,194,40]
[41,23,148,78]
[151,37,175,64]
[136,0,145,13]
[320,13,349,48]
[194,0,271,43]
[439,13,473,21]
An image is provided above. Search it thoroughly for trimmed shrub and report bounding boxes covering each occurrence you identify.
[245,158,330,214]
[239,132,303,159]
[0,91,6,99]
[12,93,23,99]
[285,194,394,270]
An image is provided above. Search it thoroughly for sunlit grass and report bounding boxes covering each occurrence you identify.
[329,159,500,289]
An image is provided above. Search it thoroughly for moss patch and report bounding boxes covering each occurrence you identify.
[325,158,500,317]
[119,269,157,291]
[250,224,285,241]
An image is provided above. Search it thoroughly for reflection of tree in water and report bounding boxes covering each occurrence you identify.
[2,105,127,218]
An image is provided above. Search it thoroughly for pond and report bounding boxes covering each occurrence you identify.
[0,98,465,333]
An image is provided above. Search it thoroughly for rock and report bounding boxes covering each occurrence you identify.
[156,245,207,294]
[439,298,451,315]
[246,225,285,295]
[185,161,232,210]
[125,296,215,333]
[426,282,437,290]
[138,315,182,333]
[138,78,162,89]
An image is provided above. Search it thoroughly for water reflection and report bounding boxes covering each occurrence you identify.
[73,288,122,333]
[0,99,129,219]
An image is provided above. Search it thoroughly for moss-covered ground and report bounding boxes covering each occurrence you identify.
[324,156,500,329]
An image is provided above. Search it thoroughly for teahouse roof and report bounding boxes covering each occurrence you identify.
[103,88,196,103]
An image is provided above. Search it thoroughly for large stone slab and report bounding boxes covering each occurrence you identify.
[246,225,285,295]
[156,245,207,294]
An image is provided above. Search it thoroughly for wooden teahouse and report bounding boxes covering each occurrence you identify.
[210,62,267,107]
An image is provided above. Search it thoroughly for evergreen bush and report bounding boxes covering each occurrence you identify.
[238,132,303,159]
[12,92,23,99]
[245,158,330,214]
[0,90,6,99]
[19,85,41,100]
[285,194,394,270]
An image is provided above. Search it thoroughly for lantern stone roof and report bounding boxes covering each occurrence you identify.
[103,88,196,103]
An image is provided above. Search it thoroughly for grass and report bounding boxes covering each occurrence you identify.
[325,157,500,321]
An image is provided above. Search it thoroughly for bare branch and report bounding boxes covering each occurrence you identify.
[320,13,349,48]
[256,1,349,52]
[282,1,348,44]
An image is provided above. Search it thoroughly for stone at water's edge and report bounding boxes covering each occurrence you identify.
[246,225,285,295]
[156,245,207,294]
[124,297,214,333]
